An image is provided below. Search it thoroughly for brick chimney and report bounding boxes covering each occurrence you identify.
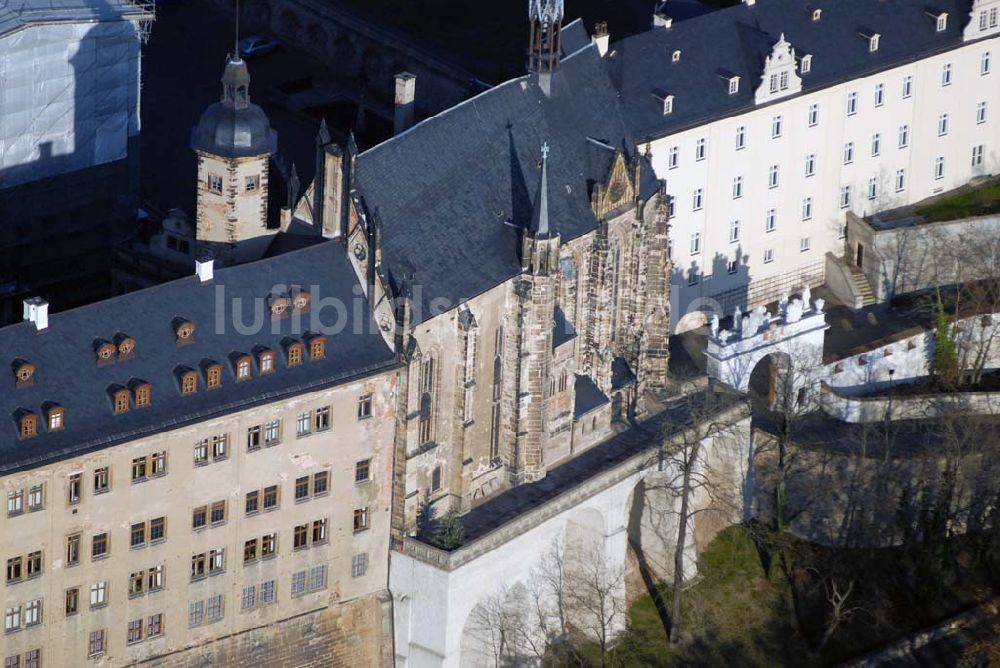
[23,297,49,332]
[393,72,416,136]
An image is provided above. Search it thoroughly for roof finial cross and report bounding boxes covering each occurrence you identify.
[541,142,550,161]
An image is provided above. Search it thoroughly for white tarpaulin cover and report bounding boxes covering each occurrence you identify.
[0,19,140,188]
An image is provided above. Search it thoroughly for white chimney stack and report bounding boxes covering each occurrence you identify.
[393,72,417,136]
[744,0,756,5]
[195,258,214,284]
[593,21,610,57]
[23,297,49,332]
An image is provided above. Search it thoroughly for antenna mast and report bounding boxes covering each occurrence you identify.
[234,0,240,59]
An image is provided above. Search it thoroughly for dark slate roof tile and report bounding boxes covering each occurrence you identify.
[610,0,975,142]
[0,241,396,474]
[354,44,645,323]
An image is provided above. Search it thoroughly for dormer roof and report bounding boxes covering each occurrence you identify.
[0,241,396,474]
[609,0,973,141]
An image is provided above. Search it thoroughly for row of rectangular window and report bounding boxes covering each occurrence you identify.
[5,485,44,516]
[4,599,42,633]
[667,77,991,171]
[2,650,40,668]
[5,552,42,583]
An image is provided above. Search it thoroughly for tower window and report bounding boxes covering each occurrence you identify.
[245,175,259,192]
[208,173,223,194]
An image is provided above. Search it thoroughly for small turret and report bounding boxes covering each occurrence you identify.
[191,53,278,264]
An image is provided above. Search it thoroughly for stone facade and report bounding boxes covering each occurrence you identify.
[138,591,392,667]
[0,369,398,667]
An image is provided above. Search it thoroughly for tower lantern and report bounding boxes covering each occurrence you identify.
[528,0,564,77]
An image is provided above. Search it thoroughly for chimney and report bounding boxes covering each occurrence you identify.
[593,21,610,57]
[393,72,416,136]
[744,0,756,5]
[23,297,49,332]
[652,1,673,28]
[195,258,214,283]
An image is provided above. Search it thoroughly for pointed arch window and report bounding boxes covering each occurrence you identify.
[418,356,435,445]
[609,239,623,339]
[490,327,505,461]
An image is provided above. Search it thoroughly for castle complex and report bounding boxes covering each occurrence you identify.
[1,0,998,665]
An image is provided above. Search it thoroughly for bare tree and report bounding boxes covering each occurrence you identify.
[564,545,626,667]
[810,571,865,655]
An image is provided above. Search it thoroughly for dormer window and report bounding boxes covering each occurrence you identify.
[116,335,136,361]
[269,294,290,318]
[112,387,130,414]
[258,350,276,375]
[860,30,881,52]
[235,355,252,382]
[812,8,822,22]
[46,405,65,432]
[291,288,311,313]
[204,362,223,389]
[174,319,195,346]
[671,49,681,63]
[17,411,38,439]
[800,54,812,73]
[13,361,34,388]
[179,370,198,396]
[728,76,739,95]
[933,12,948,32]
[661,93,674,115]
[95,341,116,366]
[131,381,152,408]
[286,341,304,367]
[308,336,326,361]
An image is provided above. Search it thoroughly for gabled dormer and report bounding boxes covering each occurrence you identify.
[965,0,1000,41]
[754,34,803,105]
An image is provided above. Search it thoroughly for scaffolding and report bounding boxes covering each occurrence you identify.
[0,1,152,190]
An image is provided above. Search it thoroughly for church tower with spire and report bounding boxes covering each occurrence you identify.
[191,53,277,264]
[513,143,561,483]
[528,0,563,94]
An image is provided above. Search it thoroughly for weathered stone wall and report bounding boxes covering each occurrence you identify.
[138,592,393,668]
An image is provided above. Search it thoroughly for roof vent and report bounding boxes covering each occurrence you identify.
[671,49,681,63]
[23,297,49,332]
[195,258,214,283]
[812,8,822,22]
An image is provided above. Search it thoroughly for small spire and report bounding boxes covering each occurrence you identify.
[529,142,552,238]
[221,54,251,110]
[317,117,331,145]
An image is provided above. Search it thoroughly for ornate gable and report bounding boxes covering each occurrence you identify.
[591,151,638,218]
[754,34,803,105]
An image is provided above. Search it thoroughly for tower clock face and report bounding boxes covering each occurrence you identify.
[353,243,367,261]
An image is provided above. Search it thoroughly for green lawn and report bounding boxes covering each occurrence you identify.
[917,178,1000,223]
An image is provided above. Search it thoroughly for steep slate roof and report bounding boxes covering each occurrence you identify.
[0,241,397,474]
[354,41,659,323]
[610,0,976,142]
[0,0,151,38]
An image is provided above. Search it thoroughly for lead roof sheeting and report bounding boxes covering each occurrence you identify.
[610,0,973,142]
[0,240,396,473]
